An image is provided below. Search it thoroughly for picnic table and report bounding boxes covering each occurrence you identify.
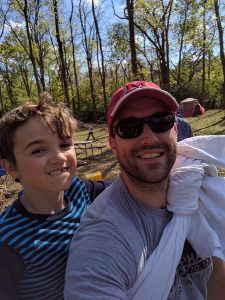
[74,140,106,161]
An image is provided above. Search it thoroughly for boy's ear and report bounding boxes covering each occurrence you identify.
[1,159,20,180]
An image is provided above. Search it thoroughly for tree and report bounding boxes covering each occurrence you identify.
[173,0,192,85]
[125,0,139,79]
[0,0,225,114]
[107,23,131,88]
[69,0,81,116]
[126,0,174,89]
[79,0,97,119]
[11,0,42,94]
[214,0,225,108]
[52,0,70,107]
[0,3,10,40]
[91,0,107,114]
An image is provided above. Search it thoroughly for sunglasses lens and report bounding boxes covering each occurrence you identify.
[114,112,175,139]
[148,113,175,133]
[117,119,143,139]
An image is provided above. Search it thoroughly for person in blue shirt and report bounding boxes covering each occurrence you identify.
[176,116,193,141]
[0,92,111,300]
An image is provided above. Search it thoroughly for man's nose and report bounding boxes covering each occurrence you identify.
[139,123,160,144]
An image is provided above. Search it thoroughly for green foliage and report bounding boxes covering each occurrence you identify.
[107,23,130,62]
[0,0,225,117]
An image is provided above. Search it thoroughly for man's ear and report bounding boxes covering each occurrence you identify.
[1,159,20,180]
[108,136,118,158]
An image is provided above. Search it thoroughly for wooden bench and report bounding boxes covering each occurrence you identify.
[75,145,106,158]
[92,145,106,157]
[74,140,94,160]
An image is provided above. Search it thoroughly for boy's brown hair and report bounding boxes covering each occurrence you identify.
[0,92,77,164]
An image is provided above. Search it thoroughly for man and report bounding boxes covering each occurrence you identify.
[86,123,95,140]
[64,81,217,299]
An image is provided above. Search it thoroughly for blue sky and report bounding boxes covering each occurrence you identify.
[64,0,124,26]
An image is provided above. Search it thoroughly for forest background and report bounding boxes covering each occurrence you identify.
[0,0,225,121]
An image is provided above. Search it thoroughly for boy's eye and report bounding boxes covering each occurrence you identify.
[31,148,45,155]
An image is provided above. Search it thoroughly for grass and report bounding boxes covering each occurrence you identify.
[188,109,225,136]
[1,108,225,211]
[188,109,225,177]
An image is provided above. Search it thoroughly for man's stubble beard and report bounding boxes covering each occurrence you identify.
[118,142,177,189]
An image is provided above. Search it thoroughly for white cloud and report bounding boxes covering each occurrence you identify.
[1,20,25,39]
[135,35,144,45]
[4,20,25,32]
[86,0,101,6]
[10,20,25,28]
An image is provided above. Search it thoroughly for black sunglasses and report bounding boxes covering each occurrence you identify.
[112,112,175,139]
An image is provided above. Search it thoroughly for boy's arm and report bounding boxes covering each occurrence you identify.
[83,179,114,202]
[0,242,25,300]
[207,257,225,300]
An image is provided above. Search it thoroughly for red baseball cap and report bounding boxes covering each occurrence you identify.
[107,81,179,131]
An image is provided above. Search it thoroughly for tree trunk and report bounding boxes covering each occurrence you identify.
[201,0,207,104]
[0,83,4,114]
[177,2,189,85]
[130,0,173,88]
[5,61,14,105]
[20,64,31,97]
[91,0,107,115]
[33,0,46,91]
[79,0,96,119]
[214,0,225,109]
[69,0,81,117]
[52,0,70,107]
[126,0,138,80]
[23,0,42,94]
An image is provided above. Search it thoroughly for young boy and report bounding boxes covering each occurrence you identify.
[0,93,111,300]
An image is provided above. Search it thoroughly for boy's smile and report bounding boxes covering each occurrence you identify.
[48,165,69,176]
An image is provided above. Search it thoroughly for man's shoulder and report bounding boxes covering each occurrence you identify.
[80,178,165,247]
[82,179,123,216]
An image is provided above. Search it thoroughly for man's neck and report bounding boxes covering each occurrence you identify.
[121,174,168,209]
